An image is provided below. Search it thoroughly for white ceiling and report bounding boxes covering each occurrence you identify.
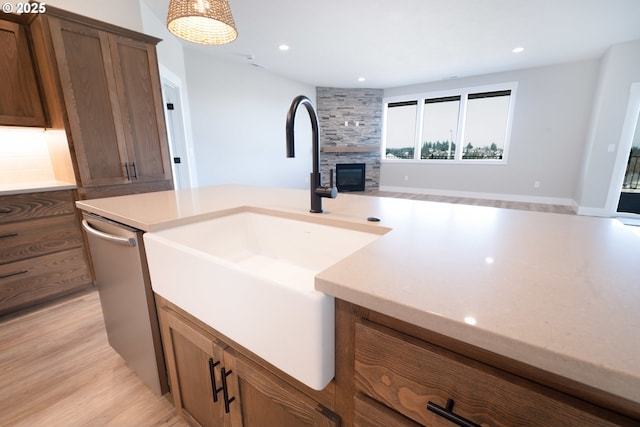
[143,0,640,89]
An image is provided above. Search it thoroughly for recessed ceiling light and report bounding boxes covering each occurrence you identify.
[357,77,366,82]
[278,44,290,51]
[512,47,524,54]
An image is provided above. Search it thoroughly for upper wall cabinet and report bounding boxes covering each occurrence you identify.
[29,7,173,199]
[0,15,46,127]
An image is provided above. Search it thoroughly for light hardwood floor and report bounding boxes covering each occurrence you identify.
[0,289,188,427]
[358,190,577,214]
[0,193,574,426]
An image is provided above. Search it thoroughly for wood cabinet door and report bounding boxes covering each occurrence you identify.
[0,18,46,127]
[109,34,172,187]
[47,17,129,189]
[223,349,340,427]
[159,306,227,427]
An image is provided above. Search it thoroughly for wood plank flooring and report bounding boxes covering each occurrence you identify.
[357,190,577,215]
[0,289,188,427]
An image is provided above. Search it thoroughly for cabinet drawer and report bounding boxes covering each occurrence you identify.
[0,215,83,264]
[0,191,75,224]
[0,248,91,314]
[354,393,422,427]
[354,320,624,427]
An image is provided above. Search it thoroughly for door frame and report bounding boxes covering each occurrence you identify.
[159,64,198,189]
[606,82,640,217]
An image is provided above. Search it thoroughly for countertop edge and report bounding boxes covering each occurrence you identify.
[0,181,76,196]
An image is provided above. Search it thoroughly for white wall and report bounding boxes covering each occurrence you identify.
[139,1,198,187]
[575,39,640,216]
[0,128,53,184]
[381,59,600,205]
[139,2,188,83]
[184,50,315,189]
[41,0,143,31]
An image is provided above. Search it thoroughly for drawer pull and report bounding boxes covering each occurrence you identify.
[208,358,220,403]
[0,270,28,280]
[0,233,18,239]
[427,399,481,427]
[220,367,235,414]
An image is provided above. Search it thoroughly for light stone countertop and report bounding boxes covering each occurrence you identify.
[0,181,76,196]
[76,184,640,406]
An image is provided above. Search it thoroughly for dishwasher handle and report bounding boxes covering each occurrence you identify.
[82,219,137,247]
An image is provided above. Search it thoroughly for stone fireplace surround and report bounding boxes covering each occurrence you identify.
[317,87,383,191]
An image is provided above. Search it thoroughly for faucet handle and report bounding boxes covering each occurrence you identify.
[315,169,338,199]
[328,168,338,197]
[316,185,338,199]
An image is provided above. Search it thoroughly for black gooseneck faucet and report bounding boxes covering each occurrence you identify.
[286,95,337,213]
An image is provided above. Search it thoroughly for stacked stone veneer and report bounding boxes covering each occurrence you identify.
[317,87,383,191]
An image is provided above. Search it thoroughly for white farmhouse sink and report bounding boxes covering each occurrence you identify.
[143,207,388,390]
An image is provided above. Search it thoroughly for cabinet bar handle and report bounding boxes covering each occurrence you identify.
[427,399,481,427]
[130,162,137,180]
[220,367,235,414]
[123,163,131,180]
[0,233,18,239]
[0,270,28,280]
[208,358,220,403]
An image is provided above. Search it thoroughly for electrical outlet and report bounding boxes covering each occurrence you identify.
[344,121,349,127]
[534,181,540,188]
[404,175,409,181]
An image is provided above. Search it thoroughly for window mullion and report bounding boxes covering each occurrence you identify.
[414,99,424,160]
[455,94,468,161]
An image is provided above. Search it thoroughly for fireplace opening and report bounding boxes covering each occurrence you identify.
[336,163,366,192]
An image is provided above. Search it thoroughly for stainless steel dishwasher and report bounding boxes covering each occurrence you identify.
[81,212,168,395]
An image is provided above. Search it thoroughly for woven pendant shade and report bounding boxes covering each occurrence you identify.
[167,0,238,45]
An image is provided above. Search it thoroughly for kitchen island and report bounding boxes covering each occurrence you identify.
[76,184,640,425]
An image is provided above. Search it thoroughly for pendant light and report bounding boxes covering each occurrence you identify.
[167,0,238,45]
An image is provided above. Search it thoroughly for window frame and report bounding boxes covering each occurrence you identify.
[382,82,518,164]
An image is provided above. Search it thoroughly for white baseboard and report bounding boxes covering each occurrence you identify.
[576,206,611,217]
[378,185,575,207]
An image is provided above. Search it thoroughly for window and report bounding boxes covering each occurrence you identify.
[383,83,517,163]
[421,96,460,160]
[385,101,417,159]
[463,91,511,159]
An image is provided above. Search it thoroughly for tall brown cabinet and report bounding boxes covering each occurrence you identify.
[29,6,173,199]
